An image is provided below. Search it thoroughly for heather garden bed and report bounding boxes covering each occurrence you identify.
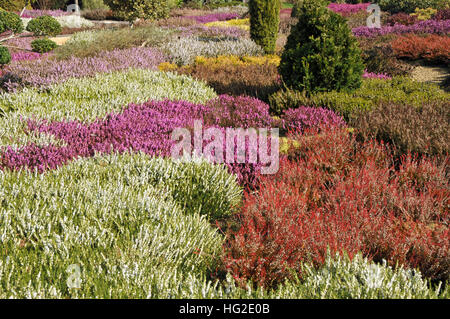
[0,0,448,299]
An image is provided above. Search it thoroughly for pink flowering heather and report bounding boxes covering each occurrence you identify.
[352,19,450,37]
[8,47,167,88]
[19,10,71,18]
[205,95,273,129]
[2,100,208,173]
[362,70,392,80]
[1,97,276,187]
[281,107,346,132]
[11,51,44,62]
[185,12,240,23]
[328,3,370,16]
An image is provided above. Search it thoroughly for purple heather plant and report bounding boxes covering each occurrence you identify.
[11,51,44,62]
[352,19,450,37]
[7,47,167,88]
[205,95,273,129]
[281,107,346,132]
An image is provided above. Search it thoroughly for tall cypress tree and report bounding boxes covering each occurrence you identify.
[249,0,280,54]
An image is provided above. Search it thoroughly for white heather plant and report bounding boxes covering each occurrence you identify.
[0,153,236,298]
[162,36,264,65]
[0,69,216,149]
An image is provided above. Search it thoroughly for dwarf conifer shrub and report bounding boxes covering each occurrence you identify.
[248,0,280,54]
[26,15,62,36]
[31,38,57,53]
[279,0,364,94]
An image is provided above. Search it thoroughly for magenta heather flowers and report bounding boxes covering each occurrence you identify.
[352,19,450,37]
[281,107,346,132]
[1,96,275,187]
[328,3,370,16]
[11,51,43,62]
[205,95,273,129]
[362,70,392,80]
[8,47,167,88]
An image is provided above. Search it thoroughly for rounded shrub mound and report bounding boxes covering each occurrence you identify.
[279,0,364,94]
[104,0,169,22]
[26,15,62,36]
[31,38,57,53]
[248,0,280,54]
[0,10,23,34]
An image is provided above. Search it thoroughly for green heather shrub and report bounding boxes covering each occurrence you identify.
[0,69,216,149]
[279,0,364,94]
[248,0,280,54]
[0,153,225,298]
[0,10,23,34]
[352,101,450,158]
[269,78,450,119]
[31,38,57,53]
[103,0,169,22]
[26,15,62,36]
[54,26,174,60]
[0,45,11,65]
[378,0,447,14]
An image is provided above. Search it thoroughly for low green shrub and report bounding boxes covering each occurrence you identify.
[0,10,23,34]
[378,0,447,14]
[31,38,57,53]
[269,78,450,119]
[26,15,62,36]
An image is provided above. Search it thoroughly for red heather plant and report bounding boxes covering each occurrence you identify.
[222,128,449,287]
[391,34,450,64]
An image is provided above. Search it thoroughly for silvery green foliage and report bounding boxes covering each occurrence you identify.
[0,69,216,149]
[162,36,264,65]
[21,15,94,29]
[0,153,234,298]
